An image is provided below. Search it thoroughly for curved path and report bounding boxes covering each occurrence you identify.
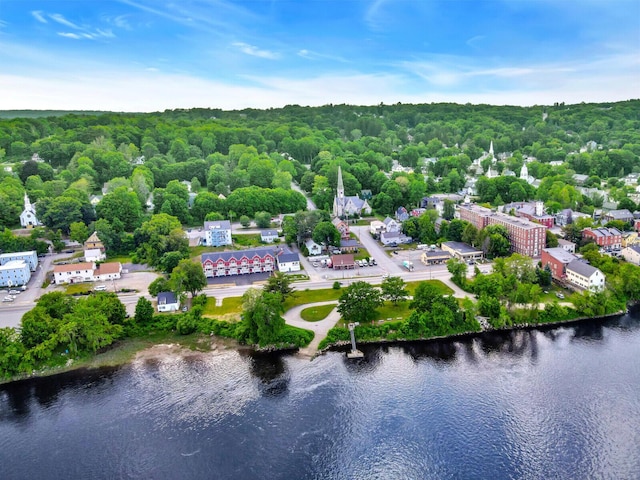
[283,301,340,358]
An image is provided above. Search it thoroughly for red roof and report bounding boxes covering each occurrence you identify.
[331,254,355,267]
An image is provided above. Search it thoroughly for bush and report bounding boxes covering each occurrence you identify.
[176,315,197,335]
[332,281,341,289]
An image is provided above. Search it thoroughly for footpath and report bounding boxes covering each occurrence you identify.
[283,301,340,358]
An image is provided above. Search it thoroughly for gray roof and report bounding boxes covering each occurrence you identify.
[442,241,482,254]
[606,209,633,220]
[278,252,299,263]
[204,220,231,230]
[202,248,275,264]
[340,239,360,247]
[567,260,600,278]
[626,245,640,254]
[543,247,577,264]
[261,229,278,237]
[158,291,177,304]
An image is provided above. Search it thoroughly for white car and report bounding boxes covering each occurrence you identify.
[94,285,107,291]
[2,296,14,302]
[8,289,21,295]
[382,273,389,279]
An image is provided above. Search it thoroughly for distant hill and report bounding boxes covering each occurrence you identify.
[0,110,124,119]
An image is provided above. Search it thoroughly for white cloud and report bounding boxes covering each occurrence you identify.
[232,42,279,60]
[31,11,47,24]
[297,49,349,63]
[49,13,81,30]
[58,32,82,40]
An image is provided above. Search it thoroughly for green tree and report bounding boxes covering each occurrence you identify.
[447,257,468,285]
[239,289,286,346]
[442,200,455,220]
[254,211,272,229]
[148,276,171,297]
[69,221,90,245]
[337,281,382,323]
[312,221,341,247]
[264,271,294,299]
[239,215,251,228]
[170,259,207,298]
[134,297,154,324]
[381,276,409,305]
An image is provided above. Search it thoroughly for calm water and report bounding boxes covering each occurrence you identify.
[2,311,640,480]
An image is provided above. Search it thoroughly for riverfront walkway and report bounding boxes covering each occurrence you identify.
[283,301,340,358]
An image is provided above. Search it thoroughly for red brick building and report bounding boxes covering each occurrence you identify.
[582,227,622,251]
[541,247,577,280]
[459,203,546,257]
[635,219,640,233]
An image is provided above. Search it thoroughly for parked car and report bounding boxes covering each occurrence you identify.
[556,292,565,299]
[94,285,107,291]
[8,289,20,295]
[382,273,389,278]
[3,296,14,302]
[371,259,377,265]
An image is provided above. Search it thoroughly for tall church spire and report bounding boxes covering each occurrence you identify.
[24,192,31,210]
[336,166,345,200]
[489,140,494,157]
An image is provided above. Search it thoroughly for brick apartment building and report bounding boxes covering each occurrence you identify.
[582,227,622,251]
[541,247,577,280]
[459,204,546,257]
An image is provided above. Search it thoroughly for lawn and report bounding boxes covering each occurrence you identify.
[300,304,336,322]
[404,279,454,296]
[64,284,94,295]
[106,255,133,264]
[232,233,264,247]
[283,288,343,310]
[202,296,243,320]
[353,248,371,261]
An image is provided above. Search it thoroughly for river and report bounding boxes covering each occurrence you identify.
[1,310,639,479]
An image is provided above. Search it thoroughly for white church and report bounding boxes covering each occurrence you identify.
[332,166,372,218]
[20,193,41,228]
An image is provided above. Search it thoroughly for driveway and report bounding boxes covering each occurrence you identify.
[351,225,403,275]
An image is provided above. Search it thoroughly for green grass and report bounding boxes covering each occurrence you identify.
[353,248,371,261]
[372,301,412,322]
[106,255,133,264]
[300,304,336,322]
[232,233,263,247]
[64,284,93,295]
[283,288,343,310]
[404,279,454,296]
[202,296,243,319]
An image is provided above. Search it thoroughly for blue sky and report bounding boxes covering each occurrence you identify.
[0,0,638,111]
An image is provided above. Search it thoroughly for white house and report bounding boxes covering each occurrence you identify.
[260,229,279,243]
[382,217,400,233]
[621,245,640,265]
[369,220,386,236]
[566,261,605,292]
[380,231,412,246]
[53,261,122,284]
[277,251,300,272]
[0,260,31,288]
[157,292,180,312]
[84,248,106,262]
[305,239,323,256]
[20,193,41,228]
[202,220,233,247]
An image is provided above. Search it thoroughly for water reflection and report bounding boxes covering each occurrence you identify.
[247,352,290,397]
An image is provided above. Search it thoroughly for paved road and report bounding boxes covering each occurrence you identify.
[351,225,403,275]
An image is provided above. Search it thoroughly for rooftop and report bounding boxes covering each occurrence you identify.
[543,247,577,264]
[567,260,601,278]
[442,241,483,254]
[54,262,95,273]
[204,220,232,230]
[0,260,28,270]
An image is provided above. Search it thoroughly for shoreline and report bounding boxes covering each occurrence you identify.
[0,309,631,387]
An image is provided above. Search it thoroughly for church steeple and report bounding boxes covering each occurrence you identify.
[24,192,31,210]
[336,166,345,200]
[489,140,494,157]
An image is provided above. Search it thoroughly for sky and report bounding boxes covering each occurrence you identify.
[0,0,638,112]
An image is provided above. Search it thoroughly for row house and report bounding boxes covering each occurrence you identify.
[582,227,622,251]
[201,248,276,278]
[566,261,605,292]
[0,250,38,272]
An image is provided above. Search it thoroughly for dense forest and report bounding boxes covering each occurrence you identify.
[0,100,639,243]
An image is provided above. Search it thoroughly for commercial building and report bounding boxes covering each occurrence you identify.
[0,250,38,272]
[331,254,355,270]
[420,250,451,266]
[441,242,484,263]
[0,260,31,287]
[202,220,233,247]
